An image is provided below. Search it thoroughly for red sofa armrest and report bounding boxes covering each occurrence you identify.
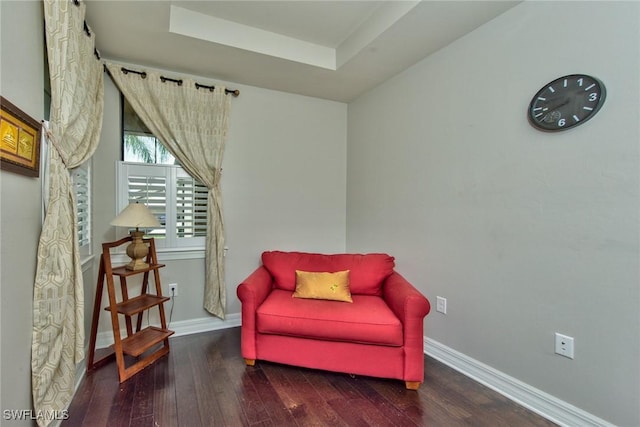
[382,272,431,381]
[382,272,430,320]
[236,266,273,360]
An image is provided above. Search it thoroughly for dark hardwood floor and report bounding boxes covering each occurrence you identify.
[64,327,557,427]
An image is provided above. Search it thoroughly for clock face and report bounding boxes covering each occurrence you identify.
[528,74,606,131]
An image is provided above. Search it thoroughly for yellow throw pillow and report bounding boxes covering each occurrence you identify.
[293,270,352,303]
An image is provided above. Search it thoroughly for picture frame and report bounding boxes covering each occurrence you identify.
[1,96,41,177]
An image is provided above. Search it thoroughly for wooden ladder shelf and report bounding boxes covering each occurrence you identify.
[87,236,174,382]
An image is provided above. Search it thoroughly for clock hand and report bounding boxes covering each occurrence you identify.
[545,98,570,112]
[539,98,570,123]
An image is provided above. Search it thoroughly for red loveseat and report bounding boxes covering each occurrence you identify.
[236,251,431,389]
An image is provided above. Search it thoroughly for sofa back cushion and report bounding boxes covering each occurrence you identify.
[262,251,395,296]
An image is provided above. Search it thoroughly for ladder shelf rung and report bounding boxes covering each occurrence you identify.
[105,294,170,316]
[120,326,174,357]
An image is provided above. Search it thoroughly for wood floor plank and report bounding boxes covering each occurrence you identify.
[152,355,179,427]
[326,397,380,427]
[106,374,136,426]
[245,364,299,426]
[264,362,347,426]
[352,379,420,427]
[64,327,558,427]
[224,353,272,425]
[60,368,98,427]
[368,377,464,426]
[128,414,155,427]
[130,362,155,421]
[204,342,250,427]
[172,335,204,426]
[190,333,229,425]
[74,367,120,427]
[259,363,304,413]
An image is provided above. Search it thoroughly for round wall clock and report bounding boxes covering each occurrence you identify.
[528,74,606,131]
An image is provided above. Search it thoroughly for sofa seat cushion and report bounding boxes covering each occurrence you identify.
[262,251,395,296]
[256,289,402,346]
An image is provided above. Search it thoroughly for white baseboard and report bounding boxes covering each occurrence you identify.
[424,337,614,427]
[95,313,241,349]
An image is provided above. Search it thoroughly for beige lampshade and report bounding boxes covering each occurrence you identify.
[110,202,160,229]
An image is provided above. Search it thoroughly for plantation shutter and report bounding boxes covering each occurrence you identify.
[72,166,90,248]
[176,172,208,239]
[117,162,207,248]
[118,163,168,246]
[127,174,167,240]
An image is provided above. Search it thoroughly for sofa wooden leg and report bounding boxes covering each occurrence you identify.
[244,358,256,366]
[405,381,420,390]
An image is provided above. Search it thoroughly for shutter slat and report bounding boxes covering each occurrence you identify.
[127,175,166,238]
[175,176,208,238]
[73,167,91,247]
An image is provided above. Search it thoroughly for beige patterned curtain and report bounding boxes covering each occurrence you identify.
[32,1,104,425]
[106,63,232,319]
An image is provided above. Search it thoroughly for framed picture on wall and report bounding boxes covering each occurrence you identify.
[0,96,41,177]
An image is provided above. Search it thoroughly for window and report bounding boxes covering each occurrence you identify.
[124,133,175,165]
[72,162,91,256]
[117,163,208,249]
[122,96,175,165]
[119,96,208,251]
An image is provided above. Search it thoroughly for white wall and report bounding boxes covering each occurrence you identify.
[0,1,43,424]
[347,2,639,426]
[92,70,347,332]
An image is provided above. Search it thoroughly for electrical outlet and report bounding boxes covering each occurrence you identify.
[436,296,447,314]
[555,333,574,359]
[168,283,178,297]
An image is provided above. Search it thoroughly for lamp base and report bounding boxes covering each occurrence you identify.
[125,258,150,271]
[125,230,150,270]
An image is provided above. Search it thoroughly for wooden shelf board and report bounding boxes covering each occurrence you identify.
[121,326,174,357]
[111,263,166,277]
[105,294,170,316]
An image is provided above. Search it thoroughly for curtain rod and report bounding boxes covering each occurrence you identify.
[119,66,240,97]
[74,0,238,96]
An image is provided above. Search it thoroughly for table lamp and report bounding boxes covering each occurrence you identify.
[110,202,161,270]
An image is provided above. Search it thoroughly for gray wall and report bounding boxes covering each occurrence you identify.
[346,2,639,426]
[1,1,42,424]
